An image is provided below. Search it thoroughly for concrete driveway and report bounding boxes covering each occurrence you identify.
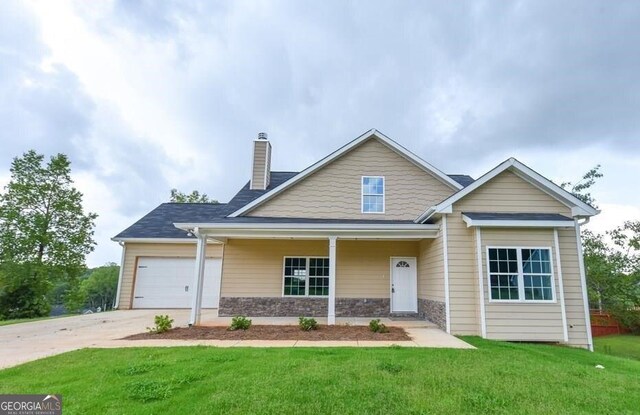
[0,309,473,369]
[0,309,200,369]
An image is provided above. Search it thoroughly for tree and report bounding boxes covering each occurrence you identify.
[560,164,603,208]
[0,150,97,319]
[583,221,640,332]
[66,263,119,313]
[169,188,218,203]
[81,263,119,311]
[582,230,628,311]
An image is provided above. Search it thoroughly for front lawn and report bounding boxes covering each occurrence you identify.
[594,334,640,360]
[0,338,639,414]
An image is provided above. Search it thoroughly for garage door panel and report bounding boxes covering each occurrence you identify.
[133,257,222,309]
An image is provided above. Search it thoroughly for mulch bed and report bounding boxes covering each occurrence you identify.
[124,325,411,341]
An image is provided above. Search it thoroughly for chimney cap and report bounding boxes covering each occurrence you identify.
[258,132,268,140]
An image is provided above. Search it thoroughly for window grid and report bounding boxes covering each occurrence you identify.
[283,257,330,297]
[362,176,384,213]
[522,248,553,301]
[488,248,519,300]
[487,247,554,303]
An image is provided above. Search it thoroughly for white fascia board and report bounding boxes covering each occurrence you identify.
[174,222,438,231]
[195,230,437,240]
[229,129,462,217]
[415,207,435,223]
[110,237,223,244]
[461,215,575,228]
[418,157,599,222]
[111,237,196,243]
[173,222,439,239]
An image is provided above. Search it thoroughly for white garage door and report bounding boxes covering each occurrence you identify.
[133,257,222,309]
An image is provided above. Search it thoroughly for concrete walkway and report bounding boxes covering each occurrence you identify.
[0,309,473,369]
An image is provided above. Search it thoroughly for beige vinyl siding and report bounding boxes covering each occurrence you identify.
[221,239,418,298]
[480,229,564,342]
[557,227,590,348]
[251,140,270,190]
[418,232,445,302]
[249,138,455,220]
[446,210,480,335]
[221,239,328,297]
[457,170,572,215]
[118,242,224,310]
[445,169,589,347]
[337,241,418,298]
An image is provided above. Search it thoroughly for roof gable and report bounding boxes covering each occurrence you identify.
[416,158,600,222]
[229,129,463,217]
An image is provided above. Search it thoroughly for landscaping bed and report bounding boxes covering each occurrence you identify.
[124,324,411,341]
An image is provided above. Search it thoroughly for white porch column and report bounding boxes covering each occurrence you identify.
[328,236,337,325]
[189,230,207,326]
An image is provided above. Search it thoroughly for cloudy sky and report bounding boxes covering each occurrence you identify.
[1,0,639,267]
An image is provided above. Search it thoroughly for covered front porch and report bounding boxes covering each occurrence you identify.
[173,220,442,327]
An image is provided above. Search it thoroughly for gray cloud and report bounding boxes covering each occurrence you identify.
[2,0,639,265]
[89,0,640,177]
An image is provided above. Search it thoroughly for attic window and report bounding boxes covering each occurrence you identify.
[362,176,384,213]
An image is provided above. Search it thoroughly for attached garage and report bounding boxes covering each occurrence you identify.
[132,257,222,309]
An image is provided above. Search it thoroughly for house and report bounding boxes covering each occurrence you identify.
[112,129,598,350]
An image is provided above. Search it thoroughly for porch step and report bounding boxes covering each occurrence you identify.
[389,312,420,321]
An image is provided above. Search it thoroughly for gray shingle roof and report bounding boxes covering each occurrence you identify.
[462,212,573,221]
[226,172,298,212]
[114,203,230,239]
[448,174,475,187]
[114,171,475,239]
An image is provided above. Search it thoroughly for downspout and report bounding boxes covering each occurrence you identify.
[575,216,593,351]
[114,241,126,309]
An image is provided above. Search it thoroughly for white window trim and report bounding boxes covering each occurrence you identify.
[282,256,330,297]
[486,246,557,304]
[361,176,385,214]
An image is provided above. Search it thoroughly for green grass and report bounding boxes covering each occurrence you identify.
[594,334,640,360]
[0,315,68,326]
[1,337,639,414]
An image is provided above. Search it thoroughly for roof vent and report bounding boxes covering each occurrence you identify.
[258,132,268,140]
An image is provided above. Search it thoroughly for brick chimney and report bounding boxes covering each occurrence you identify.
[250,132,271,190]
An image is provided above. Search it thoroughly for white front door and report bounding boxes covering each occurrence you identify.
[391,257,418,312]
[133,257,222,309]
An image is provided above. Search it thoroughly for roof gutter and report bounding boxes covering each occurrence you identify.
[173,222,440,240]
[111,237,199,243]
[174,222,438,231]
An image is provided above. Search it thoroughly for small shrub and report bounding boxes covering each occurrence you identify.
[369,319,389,333]
[298,317,318,331]
[229,315,252,331]
[147,315,174,334]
